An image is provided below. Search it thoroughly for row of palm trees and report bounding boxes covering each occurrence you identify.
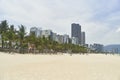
[0,20,87,54]
[0,20,26,53]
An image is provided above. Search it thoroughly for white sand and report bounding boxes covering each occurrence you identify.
[0,52,120,80]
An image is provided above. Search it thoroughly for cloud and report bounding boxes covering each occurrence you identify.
[0,0,120,45]
[116,27,120,32]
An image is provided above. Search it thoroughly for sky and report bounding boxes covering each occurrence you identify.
[0,0,120,45]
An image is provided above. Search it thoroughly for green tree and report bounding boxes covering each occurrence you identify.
[18,25,26,53]
[0,20,9,48]
[7,25,16,53]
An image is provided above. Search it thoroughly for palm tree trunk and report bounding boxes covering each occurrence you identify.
[2,40,4,48]
[9,41,12,53]
[20,41,24,54]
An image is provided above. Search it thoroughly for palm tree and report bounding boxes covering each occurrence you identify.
[18,25,26,53]
[0,20,9,48]
[26,33,37,53]
[7,25,16,53]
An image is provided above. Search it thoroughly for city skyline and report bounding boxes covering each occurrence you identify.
[0,0,120,45]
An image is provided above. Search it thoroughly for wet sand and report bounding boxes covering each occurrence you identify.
[0,52,120,80]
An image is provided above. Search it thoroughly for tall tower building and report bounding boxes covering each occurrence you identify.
[71,23,81,44]
[81,32,85,45]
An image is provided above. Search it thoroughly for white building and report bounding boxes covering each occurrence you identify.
[90,43,104,52]
[37,28,42,37]
[41,30,53,38]
[30,27,41,37]
[57,35,64,44]
[71,37,79,45]
[52,33,58,42]
[52,34,69,44]
[63,34,69,44]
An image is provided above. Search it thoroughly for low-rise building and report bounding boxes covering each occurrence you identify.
[57,35,64,44]
[30,27,42,37]
[63,34,69,44]
[90,43,104,52]
[30,27,38,36]
[52,33,58,42]
[41,30,53,38]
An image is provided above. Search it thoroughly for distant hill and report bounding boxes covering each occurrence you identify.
[104,44,120,53]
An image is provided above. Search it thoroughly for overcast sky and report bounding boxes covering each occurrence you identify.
[0,0,120,45]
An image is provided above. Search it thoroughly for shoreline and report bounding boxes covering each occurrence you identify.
[0,51,120,56]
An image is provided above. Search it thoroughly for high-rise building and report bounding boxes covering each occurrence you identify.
[71,23,81,44]
[81,32,85,45]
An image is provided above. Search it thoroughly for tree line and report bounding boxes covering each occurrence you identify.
[0,20,87,54]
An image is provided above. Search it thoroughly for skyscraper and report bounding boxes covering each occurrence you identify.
[71,23,81,44]
[81,32,85,45]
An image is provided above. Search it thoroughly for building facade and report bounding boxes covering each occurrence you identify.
[37,28,42,37]
[52,33,58,42]
[63,34,69,44]
[57,35,64,44]
[90,43,104,52]
[71,23,81,44]
[30,27,42,37]
[30,27,38,36]
[81,32,85,45]
[71,37,79,45]
[41,30,53,38]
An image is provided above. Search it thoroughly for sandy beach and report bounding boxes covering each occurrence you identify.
[0,52,120,80]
